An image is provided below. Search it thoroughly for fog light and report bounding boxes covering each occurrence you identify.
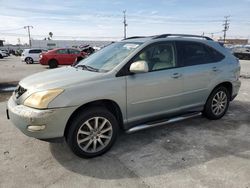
[27,125,46,132]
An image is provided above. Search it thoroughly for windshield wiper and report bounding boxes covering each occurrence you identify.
[75,65,99,72]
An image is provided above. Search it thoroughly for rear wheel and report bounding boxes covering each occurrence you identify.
[0,54,3,59]
[203,87,230,120]
[66,107,118,158]
[48,59,58,68]
[25,57,33,64]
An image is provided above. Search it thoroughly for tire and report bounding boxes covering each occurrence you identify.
[203,86,230,120]
[66,107,118,158]
[25,57,34,64]
[0,54,3,59]
[48,59,58,68]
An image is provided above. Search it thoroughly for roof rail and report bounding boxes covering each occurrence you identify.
[122,36,147,40]
[153,34,213,41]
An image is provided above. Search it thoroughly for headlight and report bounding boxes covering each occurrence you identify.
[24,89,64,109]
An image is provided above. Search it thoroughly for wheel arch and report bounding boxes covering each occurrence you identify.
[25,56,33,61]
[64,99,124,138]
[48,58,58,63]
[207,81,233,102]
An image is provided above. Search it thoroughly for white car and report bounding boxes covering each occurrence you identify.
[0,50,8,58]
[21,49,45,64]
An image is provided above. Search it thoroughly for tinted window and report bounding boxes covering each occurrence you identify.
[57,49,68,54]
[134,43,176,72]
[176,41,223,66]
[69,49,80,54]
[29,49,42,53]
[206,46,225,62]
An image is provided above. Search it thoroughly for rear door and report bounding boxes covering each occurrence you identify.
[176,41,225,109]
[56,49,70,64]
[126,42,184,124]
[29,49,42,61]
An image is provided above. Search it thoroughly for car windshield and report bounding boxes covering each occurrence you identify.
[75,42,142,72]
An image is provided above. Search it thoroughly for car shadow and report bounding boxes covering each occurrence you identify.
[49,99,250,179]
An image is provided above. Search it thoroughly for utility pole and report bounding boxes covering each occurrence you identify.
[222,16,230,43]
[123,10,128,39]
[24,25,33,48]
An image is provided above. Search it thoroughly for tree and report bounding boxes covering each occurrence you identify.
[48,32,53,40]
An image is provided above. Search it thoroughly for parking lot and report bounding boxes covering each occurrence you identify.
[0,56,250,187]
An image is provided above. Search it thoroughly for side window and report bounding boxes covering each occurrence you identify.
[134,43,176,72]
[29,49,41,53]
[176,41,215,66]
[69,49,80,54]
[56,49,68,54]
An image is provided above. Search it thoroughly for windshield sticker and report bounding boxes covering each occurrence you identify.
[123,44,139,49]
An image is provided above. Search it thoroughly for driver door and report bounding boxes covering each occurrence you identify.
[126,42,184,124]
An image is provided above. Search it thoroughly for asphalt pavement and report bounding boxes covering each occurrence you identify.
[0,56,250,188]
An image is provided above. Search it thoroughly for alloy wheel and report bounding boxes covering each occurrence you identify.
[211,91,228,116]
[76,117,113,153]
[26,57,33,64]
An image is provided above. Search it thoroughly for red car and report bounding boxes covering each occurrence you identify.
[39,48,87,68]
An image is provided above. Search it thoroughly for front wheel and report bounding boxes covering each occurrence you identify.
[203,87,230,120]
[48,59,58,68]
[66,107,118,158]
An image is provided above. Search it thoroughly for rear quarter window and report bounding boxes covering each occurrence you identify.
[206,45,225,62]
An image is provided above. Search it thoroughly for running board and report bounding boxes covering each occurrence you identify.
[126,112,202,134]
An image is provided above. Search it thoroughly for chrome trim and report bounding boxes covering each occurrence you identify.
[126,112,202,133]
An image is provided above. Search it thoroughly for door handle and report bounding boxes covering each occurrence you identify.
[212,67,219,72]
[171,73,182,79]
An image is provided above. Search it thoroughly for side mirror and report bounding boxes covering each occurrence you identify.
[129,61,149,74]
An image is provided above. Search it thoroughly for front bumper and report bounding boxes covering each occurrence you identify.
[7,96,78,139]
[39,58,48,65]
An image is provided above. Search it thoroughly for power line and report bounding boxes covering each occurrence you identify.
[24,25,33,48]
[0,27,24,32]
[222,16,230,43]
[0,32,122,39]
[202,31,223,38]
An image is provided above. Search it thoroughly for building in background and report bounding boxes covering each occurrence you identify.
[31,39,112,49]
[218,38,248,45]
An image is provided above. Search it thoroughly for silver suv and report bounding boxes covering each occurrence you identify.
[7,34,241,158]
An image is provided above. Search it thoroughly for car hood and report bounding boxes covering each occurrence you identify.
[19,66,106,91]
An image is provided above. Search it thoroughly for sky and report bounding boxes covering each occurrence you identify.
[0,0,250,44]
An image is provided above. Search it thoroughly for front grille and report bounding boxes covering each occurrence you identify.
[15,85,27,99]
